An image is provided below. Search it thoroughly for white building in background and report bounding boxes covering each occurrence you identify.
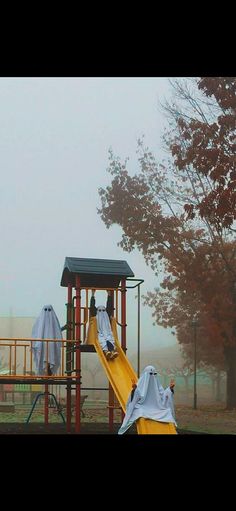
[0,316,36,338]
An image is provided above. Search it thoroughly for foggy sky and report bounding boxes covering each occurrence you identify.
[0,77,177,353]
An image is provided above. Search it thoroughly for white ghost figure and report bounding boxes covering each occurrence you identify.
[118,365,177,434]
[96,305,116,351]
[31,305,62,375]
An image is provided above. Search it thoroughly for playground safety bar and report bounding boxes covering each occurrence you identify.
[0,337,80,379]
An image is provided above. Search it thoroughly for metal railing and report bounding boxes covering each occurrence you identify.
[0,337,79,381]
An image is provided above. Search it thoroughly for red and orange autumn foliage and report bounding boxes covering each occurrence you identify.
[98,78,236,407]
[171,77,236,229]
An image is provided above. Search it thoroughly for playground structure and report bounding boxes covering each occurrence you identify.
[0,257,177,434]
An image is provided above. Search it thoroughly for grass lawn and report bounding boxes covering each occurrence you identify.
[0,401,235,434]
[175,403,236,434]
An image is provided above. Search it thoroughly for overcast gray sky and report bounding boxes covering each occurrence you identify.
[0,77,177,353]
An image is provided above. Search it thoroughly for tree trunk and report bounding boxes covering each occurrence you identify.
[224,346,236,409]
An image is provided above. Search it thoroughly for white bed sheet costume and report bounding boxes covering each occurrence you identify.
[118,365,177,434]
[96,305,116,351]
[31,304,62,375]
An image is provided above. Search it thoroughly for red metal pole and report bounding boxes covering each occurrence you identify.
[121,279,127,352]
[44,383,49,425]
[66,284,73,433]
[75,276,81,433]
[108,289,115,430]
[67,283,73,339]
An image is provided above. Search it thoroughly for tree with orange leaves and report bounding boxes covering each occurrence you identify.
[98,78,236,408]
[170,78,236,229]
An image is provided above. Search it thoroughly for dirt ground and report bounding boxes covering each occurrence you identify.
[0,402,235,434]
[175,403,236,434]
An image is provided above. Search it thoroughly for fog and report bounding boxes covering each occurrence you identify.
[0,77,177,353]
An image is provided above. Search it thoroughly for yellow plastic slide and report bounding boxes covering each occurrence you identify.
[86,317,177,434]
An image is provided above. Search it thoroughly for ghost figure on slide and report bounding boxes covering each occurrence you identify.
[90,290,119,360]
[118,365,176,434]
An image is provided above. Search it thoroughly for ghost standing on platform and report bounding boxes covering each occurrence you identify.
[31,305,62,375]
